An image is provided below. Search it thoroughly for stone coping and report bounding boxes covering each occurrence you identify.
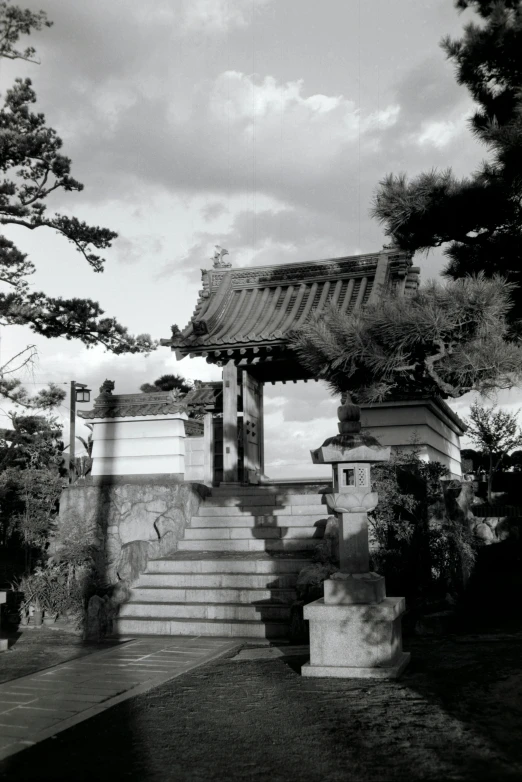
[360,397,466,436]
[304,596,406,622]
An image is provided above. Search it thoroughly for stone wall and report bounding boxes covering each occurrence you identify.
[53,481,210,585]
[470,514,522,545]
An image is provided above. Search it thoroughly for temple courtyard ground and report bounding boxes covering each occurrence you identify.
[0,624,521,781]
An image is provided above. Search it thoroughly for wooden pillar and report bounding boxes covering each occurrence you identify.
[222,360,239,483]
[203,412,214,486]
[242,369,265,483]
[259,381,264,474]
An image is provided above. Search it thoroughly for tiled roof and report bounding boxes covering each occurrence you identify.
[162,248,418,357]
[184,419,204,437]
[183,382,223,410]
[78,391,185,420]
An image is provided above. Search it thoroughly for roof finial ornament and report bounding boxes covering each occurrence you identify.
[99,379,115,396]
[212,245,231,269]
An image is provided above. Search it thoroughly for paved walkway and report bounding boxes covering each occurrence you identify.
[0,636,241,761]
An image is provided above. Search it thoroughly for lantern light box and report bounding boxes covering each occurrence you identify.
[333,462,370,493]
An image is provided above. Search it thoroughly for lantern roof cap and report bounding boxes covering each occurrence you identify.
[311,433,391,465]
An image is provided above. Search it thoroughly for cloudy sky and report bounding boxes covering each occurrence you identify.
[1,0,520,475]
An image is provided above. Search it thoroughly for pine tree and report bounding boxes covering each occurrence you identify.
[0,2,155,408]
[140,374,193,395]
[289,274,522,402]
[372,0,522,318]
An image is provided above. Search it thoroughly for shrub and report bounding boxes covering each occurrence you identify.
[369,450,477,607]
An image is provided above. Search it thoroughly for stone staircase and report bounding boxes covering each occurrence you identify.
[114,484,331,639]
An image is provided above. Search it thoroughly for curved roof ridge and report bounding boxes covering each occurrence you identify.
[161,246,417,360]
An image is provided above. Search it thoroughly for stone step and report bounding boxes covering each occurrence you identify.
[129,586,297,604]
[198,505,327,517]
[280,494,329,507]
[137,572,300,589]
[184,526,279,540]
[145,557,310,575]
[211,486,280,495]
[190,514,329,528]
[197,506,280,516]
[177,538,318,553]
[183,526,322,541]
[114,617,290,639]
[212,486,329,497]
[204,495,282,507]
[205,492,328,507]
[119,602,291,621]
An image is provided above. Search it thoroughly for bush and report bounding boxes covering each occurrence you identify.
[369,450,477,608]
[299,448,477,616]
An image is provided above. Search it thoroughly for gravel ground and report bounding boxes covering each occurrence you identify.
[1,627,521,782]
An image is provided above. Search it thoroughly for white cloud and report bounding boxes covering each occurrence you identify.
[263,386,335,479]
[112,235,165,266]
[181,0,271,33]
[416,115,470,149]
[209,71,399,164]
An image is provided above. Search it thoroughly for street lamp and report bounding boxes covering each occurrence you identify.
[75,385,91,404]
[69,381,91,484]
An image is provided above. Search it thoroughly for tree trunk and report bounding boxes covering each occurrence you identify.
[487,452,494,504]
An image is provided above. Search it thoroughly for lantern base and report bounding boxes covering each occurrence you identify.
[303,597,409,679]
[302,653,411,680]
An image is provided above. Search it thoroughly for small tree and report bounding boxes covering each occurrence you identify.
[465,401,522,502]
[0,412,65,471]
[71,432,93,481]
[3,467,62,571]
[140,374,193,395]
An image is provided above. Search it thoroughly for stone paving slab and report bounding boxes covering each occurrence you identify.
[0,636,241,761]
[230,644,310,661]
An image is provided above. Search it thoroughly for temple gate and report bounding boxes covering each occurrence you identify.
[162,245,428,485]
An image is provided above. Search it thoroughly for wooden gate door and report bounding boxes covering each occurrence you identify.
[242,371,263,483]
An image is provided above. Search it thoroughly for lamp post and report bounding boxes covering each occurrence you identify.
[69,381,91,484]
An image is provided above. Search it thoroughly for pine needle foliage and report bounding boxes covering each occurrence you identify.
[289,274,522,402]
[0,2,156,409]
[371,0,522,318]
[140,374,192,394]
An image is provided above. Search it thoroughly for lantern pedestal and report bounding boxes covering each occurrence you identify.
[302,598,410,679]
[323,569,386,605]
[302,396,410,679]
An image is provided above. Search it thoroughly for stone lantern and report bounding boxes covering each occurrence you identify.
[303,394,410,679]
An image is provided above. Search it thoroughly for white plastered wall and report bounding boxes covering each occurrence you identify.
[184,436,205,482]
[360,400,464,478]
[89,414,187,477]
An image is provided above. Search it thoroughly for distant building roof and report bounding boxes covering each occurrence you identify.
[78,391,185,420]
[78,382,223,422]
[184,419,204,437]
[183,381,223,410]
[161,248,419,376]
